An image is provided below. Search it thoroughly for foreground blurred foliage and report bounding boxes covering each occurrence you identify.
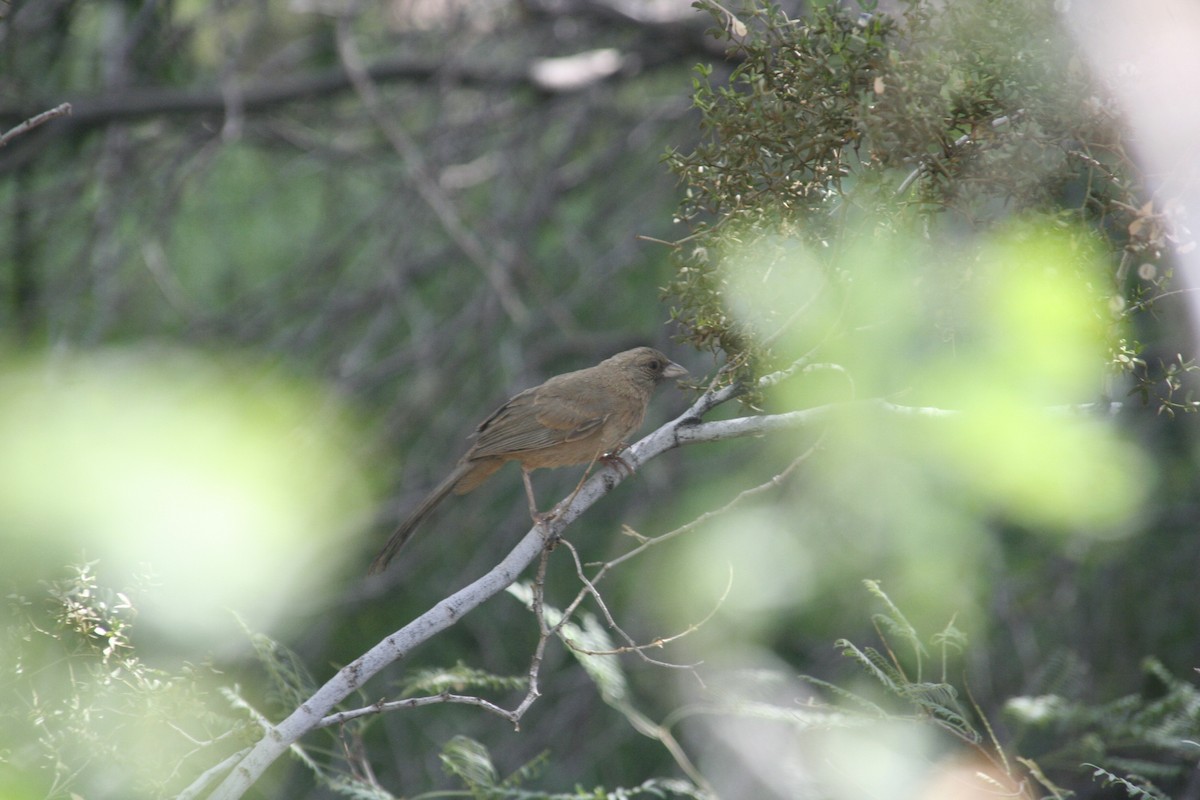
[0,564,250,799]
[0,347,376,642]
[661,219,1151,645]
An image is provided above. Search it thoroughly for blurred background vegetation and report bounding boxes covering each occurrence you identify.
[2,0,1199,798]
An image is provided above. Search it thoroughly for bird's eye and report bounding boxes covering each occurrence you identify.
[648,359,662,371]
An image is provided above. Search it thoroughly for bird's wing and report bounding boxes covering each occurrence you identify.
[470,383,610,458]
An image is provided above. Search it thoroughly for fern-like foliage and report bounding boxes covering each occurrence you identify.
[438,735,706,800]
[399,661,528,699]
[1084,763,1169,800]
[656,580,1200,798]
[238,614,320,714]
[813,583,1200,799]
[1006,657,1200,797]
[831,581,984,750]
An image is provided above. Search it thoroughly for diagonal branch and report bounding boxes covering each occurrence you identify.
[194,390,1124,798]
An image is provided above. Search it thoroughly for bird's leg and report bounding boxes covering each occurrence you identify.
[522,468,558,538]
[560,447,604,513]
[531,444,636,542]
[521,467,544,521]
[558,441,632,520]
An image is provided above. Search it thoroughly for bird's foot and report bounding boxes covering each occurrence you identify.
[600,446,635,477]
[532,509,563,549]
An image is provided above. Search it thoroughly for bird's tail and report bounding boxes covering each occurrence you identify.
[368,462,471,575]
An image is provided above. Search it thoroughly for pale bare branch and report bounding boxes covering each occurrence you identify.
[0,102,72,148]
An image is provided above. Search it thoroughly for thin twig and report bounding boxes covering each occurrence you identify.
[557,538,700,670]
[0,103,72,148]
[613,699,715,794]
[598,438,823,576]
[338,723,380,788]
[318,692,520,728]
[561,552,732,664]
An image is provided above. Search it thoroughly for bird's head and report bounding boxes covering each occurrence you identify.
[609,347,689,389]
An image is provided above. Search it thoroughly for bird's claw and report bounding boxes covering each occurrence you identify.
[600,446,635,477]
[532,510,563,550]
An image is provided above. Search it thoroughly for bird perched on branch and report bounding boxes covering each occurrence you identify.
[368,347,688,574]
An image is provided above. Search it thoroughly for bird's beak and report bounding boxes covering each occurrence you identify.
[663,360,689,380]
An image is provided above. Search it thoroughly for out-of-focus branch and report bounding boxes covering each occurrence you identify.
[0,58,519,129]
[0,33,709,133]
[334,18,531,328]
[0,103,72,147]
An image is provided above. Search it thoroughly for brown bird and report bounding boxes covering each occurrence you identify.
[368,347,688,574]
